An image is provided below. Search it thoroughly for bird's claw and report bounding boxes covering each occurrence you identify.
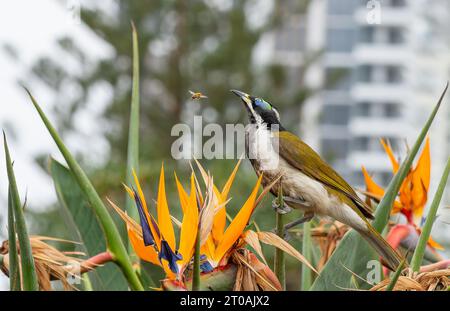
[272,199,292,215]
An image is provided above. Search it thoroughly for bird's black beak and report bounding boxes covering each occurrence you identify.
[230,89,252,111]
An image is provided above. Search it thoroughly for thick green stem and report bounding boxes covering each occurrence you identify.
[301,221,312,290]
[192,227,201,291]
[386,259,405,291]
[274,186,286,290]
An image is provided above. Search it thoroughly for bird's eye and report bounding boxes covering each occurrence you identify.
[254,98,272,110]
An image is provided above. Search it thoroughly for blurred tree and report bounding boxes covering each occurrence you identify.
[27,0,319,199]
[23,0,321,289]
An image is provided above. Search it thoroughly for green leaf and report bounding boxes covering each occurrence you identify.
[310,230,376,290]
[7,188,21,291]
[310,84,448,290]
[301,221,312,290]
[125,22,140,223]
[410,157,450,271]
[3,133,38,291]
[50,158,129,290]
[136,267,156,290]
[125,22,141,259]
[24,90,143,291]
[386,258,406,291]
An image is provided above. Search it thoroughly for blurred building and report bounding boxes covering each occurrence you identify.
[268,0,450,202]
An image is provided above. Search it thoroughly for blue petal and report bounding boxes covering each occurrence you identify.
[158,240,182,274]
[133,189,154,246]
[200,261,214,273]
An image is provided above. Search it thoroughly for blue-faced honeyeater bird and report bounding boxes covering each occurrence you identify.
[231,89,403,270]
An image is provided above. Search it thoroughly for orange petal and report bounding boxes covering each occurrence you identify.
[174,172,189,214]
[189,173,197,208]
[132,170,149,213]
[211,159,242,245]
[201,235,216,264]
[399,174,413,211]
[380,139,399,173]
[414,137,431,190]
[127,226,159,265]
[411,137,430,216]
[178,184,199,266]
[360,167,403,214]
[427,235,445,251]
[361,166,385,197]
[161,261,177,280]
[157,164,176,250]
[221,158,242,199]
[213,175,262,264]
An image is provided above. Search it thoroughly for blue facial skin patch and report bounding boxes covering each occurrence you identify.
[254,98,272,110]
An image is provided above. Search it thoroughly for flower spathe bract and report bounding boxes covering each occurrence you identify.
[110,165,199,279]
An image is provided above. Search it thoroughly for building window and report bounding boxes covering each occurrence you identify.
[359,26,374,43]
[387,27,404,44]
[321,138,349,162]
[386,66,402,83]
[328,0,357,15]
[353,136,370,151]
[355,102,371,117]
[383,103,401,118]
[327,29,355,52]
[322,104,350,125]
[357,65,373,82]
[390,0,406,7]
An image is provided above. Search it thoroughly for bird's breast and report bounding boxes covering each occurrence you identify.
[245,126,329,210]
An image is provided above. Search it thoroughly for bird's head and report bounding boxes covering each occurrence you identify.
[231,89,283,131]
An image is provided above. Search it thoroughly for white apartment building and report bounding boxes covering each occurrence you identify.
[268,0,450,205]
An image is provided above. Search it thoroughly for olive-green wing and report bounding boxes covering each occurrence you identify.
[274,131,374,219]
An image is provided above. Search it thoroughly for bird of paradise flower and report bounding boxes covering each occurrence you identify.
[109,160,316,290]
[361,137,444,261]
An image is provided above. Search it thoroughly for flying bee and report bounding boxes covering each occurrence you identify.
[189,90,208,100]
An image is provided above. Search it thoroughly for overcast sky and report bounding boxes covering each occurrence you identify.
[0,0,111,208]
[0,0,110,289]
